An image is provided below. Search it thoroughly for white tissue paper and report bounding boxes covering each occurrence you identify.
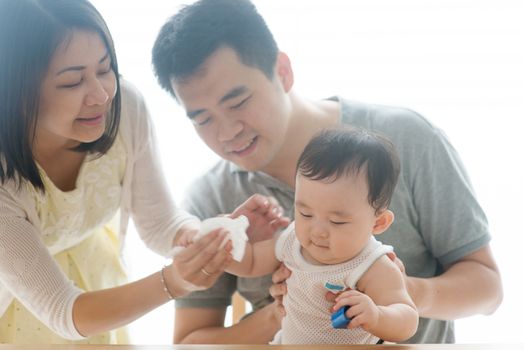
[169,215,250,262]
[194,215,249,262]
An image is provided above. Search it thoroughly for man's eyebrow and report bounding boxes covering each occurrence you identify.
[187,109,206,119]
[219,86,248,104]
[56,52,110,76]
[186,85,249,118]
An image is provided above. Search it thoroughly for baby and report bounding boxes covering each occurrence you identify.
[226,128,418,344]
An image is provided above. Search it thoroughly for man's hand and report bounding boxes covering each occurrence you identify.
[269,263,292,317]
[230,194,290,243]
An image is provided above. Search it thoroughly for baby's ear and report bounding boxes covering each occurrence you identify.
[372,209,395,235]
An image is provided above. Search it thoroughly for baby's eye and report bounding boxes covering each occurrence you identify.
[330,221,348,225]
[299,212,312,218]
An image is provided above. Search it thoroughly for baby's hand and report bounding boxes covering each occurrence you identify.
[333,289,379,332]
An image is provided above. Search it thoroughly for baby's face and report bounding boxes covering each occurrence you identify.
[294,171,379,265]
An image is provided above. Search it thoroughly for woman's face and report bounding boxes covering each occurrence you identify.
[35,30,117,152]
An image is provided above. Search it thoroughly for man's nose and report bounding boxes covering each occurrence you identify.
[218,118,243,142]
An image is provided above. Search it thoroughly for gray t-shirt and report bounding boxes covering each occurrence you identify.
[177,97,491,344]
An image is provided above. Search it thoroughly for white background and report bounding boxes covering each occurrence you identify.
[91,0,524,344]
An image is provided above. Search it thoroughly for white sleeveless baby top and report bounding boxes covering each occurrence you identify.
[273,223,393,344]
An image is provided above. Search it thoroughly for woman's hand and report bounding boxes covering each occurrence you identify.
[165,229,233,297]
[173,222,200,247]
[230,194,290,243]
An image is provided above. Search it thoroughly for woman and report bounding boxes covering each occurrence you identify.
[0,0,285,344]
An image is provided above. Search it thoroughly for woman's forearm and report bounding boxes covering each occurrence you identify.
[72,270,173,336]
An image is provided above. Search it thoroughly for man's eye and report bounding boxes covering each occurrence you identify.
[230,95,252,110]
[195,117,211,126]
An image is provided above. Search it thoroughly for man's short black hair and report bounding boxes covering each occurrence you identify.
[152,0,279,97]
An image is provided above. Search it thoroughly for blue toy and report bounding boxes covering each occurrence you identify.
[331,305,351,329]
[323,282,351,329]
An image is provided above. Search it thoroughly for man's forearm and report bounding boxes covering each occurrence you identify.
[407,259,502,320]
[180,303,281,344]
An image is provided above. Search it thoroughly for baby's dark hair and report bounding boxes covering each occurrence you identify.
[296,128,400,212]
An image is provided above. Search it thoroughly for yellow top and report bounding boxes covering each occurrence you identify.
[0,136,129,344]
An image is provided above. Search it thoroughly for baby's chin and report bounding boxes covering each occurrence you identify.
[303,246,346,265]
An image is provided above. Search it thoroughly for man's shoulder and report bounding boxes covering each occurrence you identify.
[338,97,445,150]
[339,97,435,131]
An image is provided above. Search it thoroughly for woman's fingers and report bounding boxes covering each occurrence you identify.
[199,239,233,276]
[175,229,227,275]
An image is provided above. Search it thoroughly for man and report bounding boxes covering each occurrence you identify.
[152,0,502,344]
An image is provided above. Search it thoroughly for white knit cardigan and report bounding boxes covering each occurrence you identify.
[0,81,198,339]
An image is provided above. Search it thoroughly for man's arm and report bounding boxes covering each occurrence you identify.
[405,244,502,320]
[174,303,282,344]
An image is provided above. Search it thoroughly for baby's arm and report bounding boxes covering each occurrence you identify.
[333,255,418,342]
[226,237,281,277]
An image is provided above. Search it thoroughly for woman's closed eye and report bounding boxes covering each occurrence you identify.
[58,79,83,89]
[97,66,112,75]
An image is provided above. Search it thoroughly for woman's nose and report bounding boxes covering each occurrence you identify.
[85,79,109,106]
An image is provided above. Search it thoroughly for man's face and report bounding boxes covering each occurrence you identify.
[171,47,292,172]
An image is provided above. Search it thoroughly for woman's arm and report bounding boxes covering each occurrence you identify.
[0,203,231,339]
[74,230,232,336]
